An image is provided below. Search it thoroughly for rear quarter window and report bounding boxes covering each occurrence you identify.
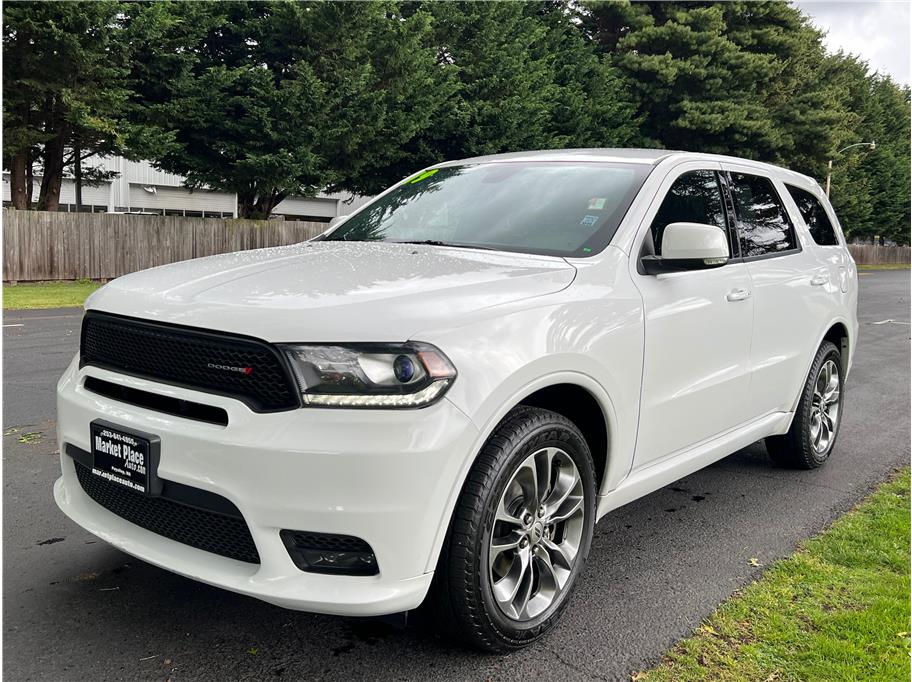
[786,184,840,246]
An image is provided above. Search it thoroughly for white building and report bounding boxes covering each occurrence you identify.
[2,156,371,221]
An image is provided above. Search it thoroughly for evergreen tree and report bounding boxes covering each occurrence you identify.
[580,0,845,166]
[823,54,911,244]
[2,1,164,211]
[138,1,445,217]
[581,0,909,244]
[3,0,907,242]
[368,1,641,190]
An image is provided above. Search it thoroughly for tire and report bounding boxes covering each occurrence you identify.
[430,406,597,652]
[766,341,843,469]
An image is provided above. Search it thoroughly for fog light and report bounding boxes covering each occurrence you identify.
[280,530,379,576]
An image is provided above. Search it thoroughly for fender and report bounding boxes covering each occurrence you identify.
[780,315,854,432]
[424,370,624,574]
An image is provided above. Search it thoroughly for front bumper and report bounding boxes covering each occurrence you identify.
[55,357,478,616]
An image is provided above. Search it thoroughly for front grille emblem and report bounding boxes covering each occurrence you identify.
[207,363,253,375]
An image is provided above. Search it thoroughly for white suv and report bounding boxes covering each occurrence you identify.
[55,149,858,651]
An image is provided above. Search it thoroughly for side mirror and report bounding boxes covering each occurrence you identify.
[641,222,729,275]
[328,214,349,229]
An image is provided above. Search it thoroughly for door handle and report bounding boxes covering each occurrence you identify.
[726,288,751,302]
[810,274,828,286]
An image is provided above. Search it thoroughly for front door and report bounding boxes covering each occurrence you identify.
[631,164,755,469]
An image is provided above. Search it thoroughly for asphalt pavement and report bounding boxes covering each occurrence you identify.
[3,270,909,681]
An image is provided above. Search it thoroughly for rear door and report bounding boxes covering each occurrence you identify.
[721,165,828,415]
[631,163,755,469]
[783,182,852,297]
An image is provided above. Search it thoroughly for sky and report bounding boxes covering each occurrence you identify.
[796,1,911,85]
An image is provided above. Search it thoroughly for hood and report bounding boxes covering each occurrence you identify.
[87,241,577,342]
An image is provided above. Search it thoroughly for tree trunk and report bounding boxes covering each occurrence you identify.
[237,189,257,219]
[256,191,287,218]
[25,148,34,206]
[37,133,66,212]
[36,94,67,213]
[74,144,83,212]
[237,188,287,219]
[9,148,28,209]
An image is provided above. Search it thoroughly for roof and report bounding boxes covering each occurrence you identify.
[434,148,818,186]
[436,148,674,166]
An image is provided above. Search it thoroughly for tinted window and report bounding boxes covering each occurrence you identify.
[786,185,839,246]
[650,170,726,256]
[325,162,652,257]
[729,173,797,257]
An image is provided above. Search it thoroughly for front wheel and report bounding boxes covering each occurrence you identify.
[766,340,843,469]
[431,406,596,652]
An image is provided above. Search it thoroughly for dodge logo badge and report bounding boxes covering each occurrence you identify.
[207,363,253,375]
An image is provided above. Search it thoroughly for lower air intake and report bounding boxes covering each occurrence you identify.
[75,463,260,564]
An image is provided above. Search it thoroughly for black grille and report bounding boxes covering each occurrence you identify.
[280,529,378,575]
[84,376,229,426]
[75,463,260,564]
[281,530,373,553]
[80,311,300,412]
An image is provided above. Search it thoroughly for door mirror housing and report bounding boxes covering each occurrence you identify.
[641,222,729,275]
[328,214,349,229]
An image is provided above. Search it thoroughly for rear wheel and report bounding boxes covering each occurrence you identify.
[766,341,843,469]
[431,406,596,651]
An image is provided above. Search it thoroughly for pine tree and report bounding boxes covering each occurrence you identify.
[138,1,445,217]
[2,1,165,211]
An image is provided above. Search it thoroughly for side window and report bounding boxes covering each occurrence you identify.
[650,170,726,256]
[786,184,839,246]
[729,173,797,258]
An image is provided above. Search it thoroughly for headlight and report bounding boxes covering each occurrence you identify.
[280,342,457,408]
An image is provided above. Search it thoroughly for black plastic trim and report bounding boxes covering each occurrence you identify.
[738,248,804,263]
[716,171,742,260]
[84,376,230,426]
[66,443,242,517]
[280,529,379,576]
[640,255,728,275]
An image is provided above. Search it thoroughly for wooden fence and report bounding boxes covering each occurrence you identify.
[847,244,911,266]
[2,210,327,283]
[2,210,909,282]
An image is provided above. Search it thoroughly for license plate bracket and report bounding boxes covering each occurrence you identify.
[89,420,162,496]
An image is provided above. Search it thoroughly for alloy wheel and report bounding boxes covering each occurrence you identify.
[810,358,840,454]
[488,447,585,621]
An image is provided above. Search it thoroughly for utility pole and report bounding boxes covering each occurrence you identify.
[826,141,876,197]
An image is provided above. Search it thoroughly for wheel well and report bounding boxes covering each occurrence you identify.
[519,384,608,486]
[823,322,849,373]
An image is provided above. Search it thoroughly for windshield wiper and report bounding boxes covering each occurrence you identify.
[390,239,498,251]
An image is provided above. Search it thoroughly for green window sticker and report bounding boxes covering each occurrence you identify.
[408,169,439,184]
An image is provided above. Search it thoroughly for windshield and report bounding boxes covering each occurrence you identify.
[324,161,653,257]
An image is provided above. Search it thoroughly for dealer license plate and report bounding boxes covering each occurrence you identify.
[90,422,152,494]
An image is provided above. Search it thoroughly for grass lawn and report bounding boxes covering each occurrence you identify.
[856,263,911,270]
[637,468,911,682]
[3,280,102,310]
